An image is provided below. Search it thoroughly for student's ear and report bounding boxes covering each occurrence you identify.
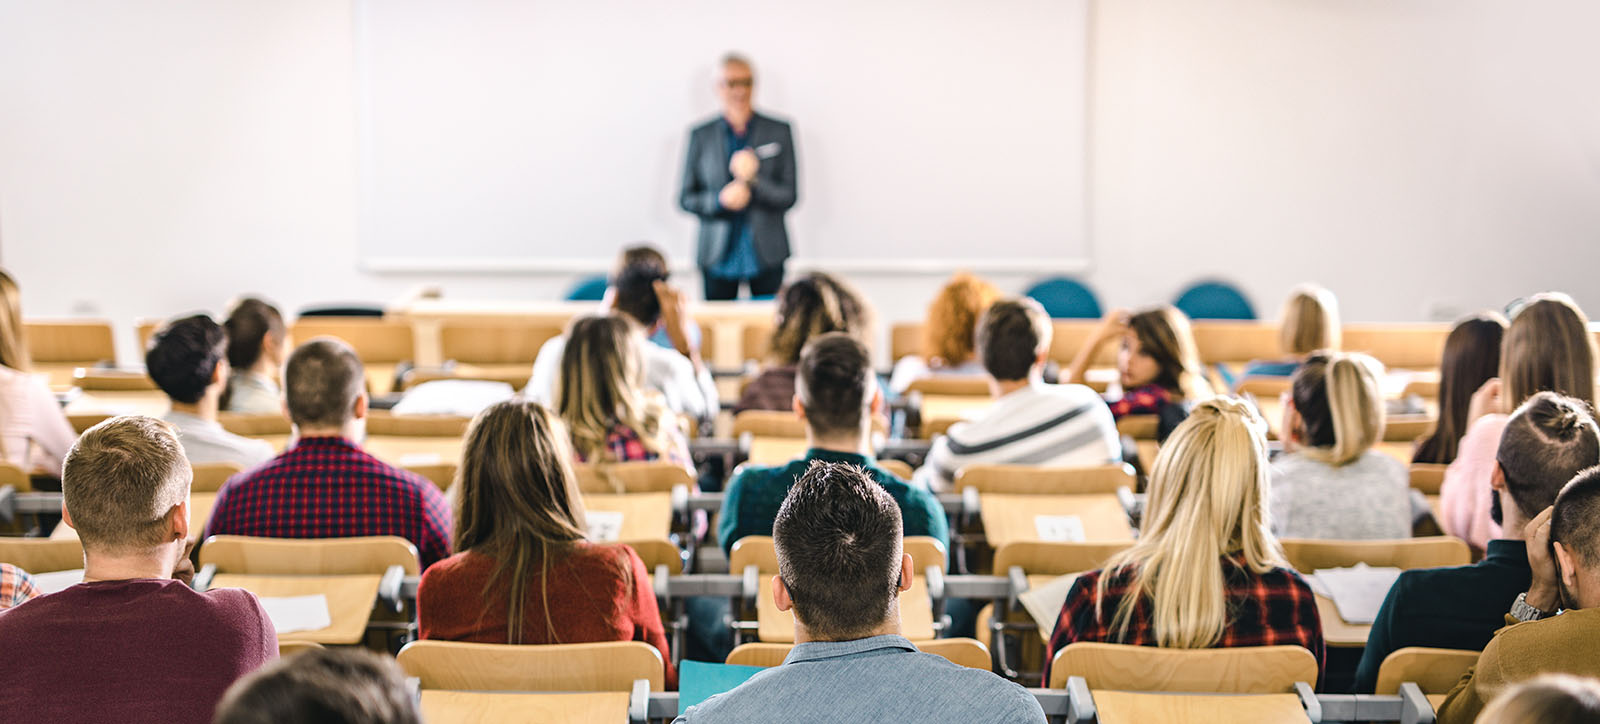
[1490,463,1507,492]
[1555,541,1579,590]
[352,391,370,421]
[869,386,884,416]
[211,359,228,386]
[60,503,75,531]
[792,395,806,421]
[1282,397,1303,444]
[167,498,191,543]
[898,552,913,593]
[772,574,793,612]
[1033,348,1049,368]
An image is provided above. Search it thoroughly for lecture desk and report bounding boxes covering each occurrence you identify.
[979,494,1135,547]
[209,573,382,645]
[420,691,630,724]
[581,492,673,541]
[1316,595,1373,649]
[1090,691,1311,724]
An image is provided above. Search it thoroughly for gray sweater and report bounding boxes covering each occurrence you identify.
[1270,450,1411,540]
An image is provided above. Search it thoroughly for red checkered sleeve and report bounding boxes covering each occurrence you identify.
[1107,384,1172,419]
[0,564,40,610]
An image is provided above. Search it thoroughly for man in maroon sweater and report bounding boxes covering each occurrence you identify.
[0,416,276,723]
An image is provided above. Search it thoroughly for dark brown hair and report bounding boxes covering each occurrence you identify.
[1414,313,1508,464]
[1497,392,1600,520]
[223,297,285,370]
[774,461,903,640]
[977,298,1051,381]
[769,272,872,366]
[1126,306,1211,401]
[1552,466,1600,569]
[213,647,421,724]
[796,333,873,436]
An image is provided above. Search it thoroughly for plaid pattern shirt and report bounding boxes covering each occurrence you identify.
[0,564,39,610]
[1044,556,1325,685]
[1107,384,1172,419]
[202,436,453,569]
[576,423,693,469]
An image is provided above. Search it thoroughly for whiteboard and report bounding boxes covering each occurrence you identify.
[356,0,1088,272]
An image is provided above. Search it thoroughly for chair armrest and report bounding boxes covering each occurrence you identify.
[1296,682,1321,723]
[629,679,650,724]
[653,564,671,613]
[1066,676,1096,724]
[0,484,14,525]
[378,564,406,612]
[1399,682,1436,724]
[740,565,760,609]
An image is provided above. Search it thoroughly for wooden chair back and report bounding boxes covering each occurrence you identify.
[24,319,117,364]
[879,459,914,480]
[1048,321,1117,367]
[1115,415,1159,441]
[405,461,458,491]
[730,535,947,574]
[365,411,471,437]
[218,413,293,437]
[134,319,162,353]
[906,376,990,397]
[1342,324,1449,371]
[278,640,326,658]
[67,413,113,435]
[0,539,82,573]
[1047,642,1318,692]
[1373,647,1480,695]
[626,538,684,575]
[732,410,806,438]
[198,535,421,576]
[73,369,156,391]
[1385,416,1433,443]
[0,462,32,493]
[190,462,245,493]
[1235,376,1291,399]
[1409,464,1446,495]
[397,640,665,692]
[728,637,990,671]
[993,541,1132,577]
[290,318,415,363]
[955,464,1136,495]
[1279,536,1470,574]
[890,323,924,362]
[1190,321,1281,366]
[742,323,772,364]
[572,461,694,494]
[439,321,563,365]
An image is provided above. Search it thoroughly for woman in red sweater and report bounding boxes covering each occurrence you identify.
[417,398,676,687]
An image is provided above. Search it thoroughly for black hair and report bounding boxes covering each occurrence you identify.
[796,333,872,436]
[145,314,226,405]
[774,461,902,640]
[612,262,668,328]
[977,299,1050,381]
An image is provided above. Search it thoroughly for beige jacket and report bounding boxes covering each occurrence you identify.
[1435,606,1600,724]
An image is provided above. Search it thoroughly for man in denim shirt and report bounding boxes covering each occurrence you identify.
[677,462,1044,723]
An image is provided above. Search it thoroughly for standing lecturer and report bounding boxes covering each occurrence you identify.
[679,53,798,301]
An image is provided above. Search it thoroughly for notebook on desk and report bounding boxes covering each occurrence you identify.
[679,660,766,710]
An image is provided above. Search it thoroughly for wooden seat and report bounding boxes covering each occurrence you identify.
[727,637,991,670]
[955,463,1135,495]
[889,323,924,362]
[0,539,83,573]
[73,368,156,391]
[218,412,293,437]
[1279,536,1470,573]
[905,375,990,397]
[993,541,1132,577]
[198,535,421,576]
[1115,415,1159,440]
[397,640,665,692]
[731,410,806,438]
[278,640,325,658]
[918,394,993,440]
[1373,647,1479,695]
[573,461,694,494]
[1047,642,1319,691]
[366,411,471,437]
[1409,463,1446,495]
[190,462,244,493]
[1,461,33,493]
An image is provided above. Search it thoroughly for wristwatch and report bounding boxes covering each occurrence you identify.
[1510,592,1554,622]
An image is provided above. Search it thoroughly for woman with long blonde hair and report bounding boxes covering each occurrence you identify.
[1043,398,1324,684]
[557,315,691,469]
[0,268,76,477]
[416,399,675,686]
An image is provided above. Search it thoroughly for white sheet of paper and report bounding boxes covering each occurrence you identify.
[1312,564,1403,625]
[259,594,333,634]
[1017,573,1081,642]
[1034,515,1085,543]
[587,511,624,542]
[29,569,83,595]
[398,452,442,466]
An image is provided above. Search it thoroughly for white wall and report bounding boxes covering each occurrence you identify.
[3,0,1598,366]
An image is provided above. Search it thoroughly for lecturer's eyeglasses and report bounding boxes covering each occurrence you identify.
[722,77,754,89]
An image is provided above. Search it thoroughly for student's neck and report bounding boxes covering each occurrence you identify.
[805,429,870,456]
[171,394,220,422]
[794,617,901,645]
[246,358,276,382]
[297,422,360,441]
[1498,493,1530,543]
[82,549,176,583]
[991,377,1032,398]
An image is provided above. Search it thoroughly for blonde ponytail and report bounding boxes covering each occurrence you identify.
[1291,352,1385,466]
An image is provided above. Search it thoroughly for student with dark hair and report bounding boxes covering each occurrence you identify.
[147,314,274,467]
[213,648,421,724]
[529,261,717,427]
[1436,466,1600,723]
[733,271,873,414]
[204,338,452,568]
[1356,392,1600,692]
[678,462,1043,723]
[914,298,1121,492]
[1413,313,1508,465]
[1065,305,1212,428]
[221,297,287,415]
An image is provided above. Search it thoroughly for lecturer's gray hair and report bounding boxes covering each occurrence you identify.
[720,52,754,74]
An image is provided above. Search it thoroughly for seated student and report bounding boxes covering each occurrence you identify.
[1239,284,1341,379]
[605,244,704,352]
[1270,351,1411,539]
[678,462,1045,723]
[0,416,276,723]
[733,272,873,414]
[1355,392,1600,692]
[0,267,77,478]
[214,647,421,724]
[1441,293,1597,552]
[145,315,275,468]
[418,398,675,686]
[1066,305,1213,432]
[887,272,1000,394]
[1436,467,1600,723]
[1044,398,1324,685]
[1412,312,1507,465]
[557,315,692,470]
[221,297,288,415]
[913,298,1120,492]
[203,339,452,568]
[721,332,947,556]
[530,262,717,427]
[1476,674,1600,724]
[0,563,39,610]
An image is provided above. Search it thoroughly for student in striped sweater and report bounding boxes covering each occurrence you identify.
[914,298,1121,492]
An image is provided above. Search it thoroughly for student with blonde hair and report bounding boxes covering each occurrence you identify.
[888,272,1000,394]
[1066,305,1213,431]
[1043,398,1324,685]
[0,268,76,478]
[1271,351,1410,539]
[1476,675,1600,724]
[1240,284,1341,379]
[418,399,674,687]
[558,315,691,469]
[734,271,873,414]
[1440,293,1598,551]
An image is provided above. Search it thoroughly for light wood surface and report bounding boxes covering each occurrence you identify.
[623,538,684,575]
[73,368,156,391]
[24,319,116,364]
[1315,594,1372,648]
[62,390,168,418]
[757,573,935,643]
[747,437,809,466]
[366,411,472,437]
[0,539,83,573]
[420,691,629,724]
[1373,647,1480,695]
[278,640,325,658]
[957,464,1136,496]
[53,492,218,544]
[731,410,806,438]
[919,394,993,432]
[1409,463,1447,495]
[363,436,465,466]
[397,639,666,692]
[980,494,1134,547]
[1279,537,1470,573]
[728,637,990,670]
[573,461,695,494]
[210,573,381,644]
[1091,691,1310,724]
[199,535,421,575]
[906,375,990,397]
[993,542,1132,576]
[582,493,673,540]
[730,536,947,575]
[190,463,244,493]
[1048,642,1318,692]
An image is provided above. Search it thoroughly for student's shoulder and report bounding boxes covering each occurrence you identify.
[917,654,1046,719]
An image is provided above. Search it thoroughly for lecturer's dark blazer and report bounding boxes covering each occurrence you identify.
[678,112,798,272]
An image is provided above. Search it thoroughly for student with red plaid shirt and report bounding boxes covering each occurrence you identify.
[1065,306,1214,429]
[1043,398,1324,686]
[557,315,693,471]
[203,339,451,568]
[0,563,39,609]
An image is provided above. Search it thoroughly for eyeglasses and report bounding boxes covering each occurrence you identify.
[722,78,754,88]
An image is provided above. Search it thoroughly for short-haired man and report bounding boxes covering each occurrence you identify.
[680,462,1044,723]
[528,261,718,427]
[203,338,451,567]
[1436,464,1600,723]
[914,298,1121,492]
[222,296,288,415]
[719,332,948,556]
[214,647,421,724]
[0,416,276,722]
[146,314,275,467]
[1356,392,1600,692]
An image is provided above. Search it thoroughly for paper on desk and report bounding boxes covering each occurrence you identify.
[398,452,442,466]
[1034,515,1085,543]
[260,594,333,634]
[587,511,624,542]
[30,569,83,595]
[1018,573,1080,641]
[1310,564,1402,625]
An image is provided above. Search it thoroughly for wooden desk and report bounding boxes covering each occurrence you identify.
[979,494,1135,547]
[920,394,993,424]
[51,492,219,543]
[1091,691,1310,724]
[210,573,382,644]
[747,437,808,466]
[62,390,168,417]
[757,575,935,643]
[420,690,629,724]
[363,436,465,466]
[581,493,673,541]
[1316,593,1372,648]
